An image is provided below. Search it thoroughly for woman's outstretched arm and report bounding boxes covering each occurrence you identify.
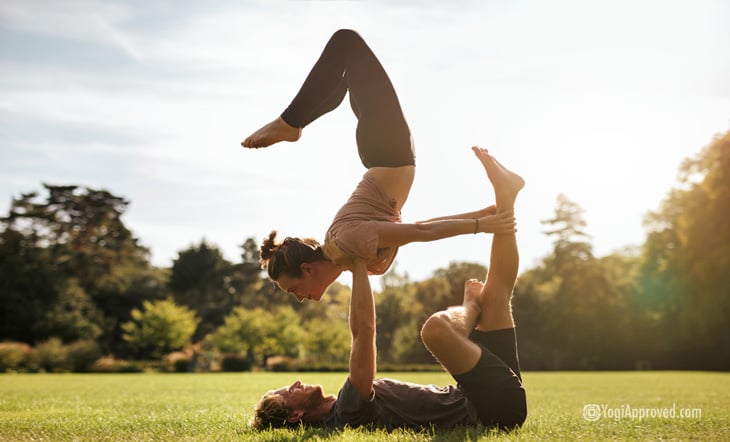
[414,205,496,223]
[376,210,515,248]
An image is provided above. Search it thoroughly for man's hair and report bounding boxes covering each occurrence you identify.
[251,393,296,430]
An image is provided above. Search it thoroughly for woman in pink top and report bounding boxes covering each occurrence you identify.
[243,30,520,302]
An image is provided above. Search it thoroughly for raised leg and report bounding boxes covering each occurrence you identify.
[420,154,522,375]
[476,227,519,332]
[242,29,414,169]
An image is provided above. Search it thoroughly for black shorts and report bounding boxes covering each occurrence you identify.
[452,328,527,430]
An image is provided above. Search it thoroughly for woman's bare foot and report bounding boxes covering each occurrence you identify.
[472,146,524,210]
[241,117,302,148]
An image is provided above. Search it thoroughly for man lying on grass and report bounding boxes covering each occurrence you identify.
[251,151,527,431]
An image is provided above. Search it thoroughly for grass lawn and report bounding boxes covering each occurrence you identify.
[0,371,728,441]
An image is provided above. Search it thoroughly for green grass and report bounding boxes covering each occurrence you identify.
[0,371,728,441]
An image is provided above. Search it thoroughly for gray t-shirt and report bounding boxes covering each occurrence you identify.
[323,377,479,430]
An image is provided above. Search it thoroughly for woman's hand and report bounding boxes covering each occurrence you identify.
[478,205,497,217]
[477,210,516,234]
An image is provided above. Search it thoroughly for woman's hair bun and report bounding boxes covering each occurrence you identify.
[260,230,280,261]
[259,232,323,279]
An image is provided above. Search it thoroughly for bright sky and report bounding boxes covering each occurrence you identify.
[2,0,729,284]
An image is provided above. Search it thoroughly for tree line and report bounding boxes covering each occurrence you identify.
[1,131,728,371]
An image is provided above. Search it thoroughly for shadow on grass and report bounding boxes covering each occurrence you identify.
[243,423,509,441]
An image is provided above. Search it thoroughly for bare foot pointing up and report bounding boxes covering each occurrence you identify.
[472,146,524,211]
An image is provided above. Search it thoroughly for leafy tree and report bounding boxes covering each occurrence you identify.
[35,278,103,343]
[302,317,350,365]
[0,227,57,343]
[101,266,169,354]
[288,281,351,364]
[210,306,303,366]
[2,185,150,295]
[376,282,421,364]
[541,193,593,270]
[514,195,629,369]
[595,248,647,368]
[0,184,159,350]
[121,299,198,359]
[639,130,730,369]
[170,240,234,340]
[228,238,269,305]
[428,261,488,311]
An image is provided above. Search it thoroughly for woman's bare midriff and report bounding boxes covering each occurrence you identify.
[366,165,415,213]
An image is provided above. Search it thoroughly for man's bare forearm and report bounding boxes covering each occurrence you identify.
[348,258,376,398]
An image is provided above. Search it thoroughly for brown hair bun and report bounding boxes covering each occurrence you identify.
[258,231,325,280]
[260,230,280,261]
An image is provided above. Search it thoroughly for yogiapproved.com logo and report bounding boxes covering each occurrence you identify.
[583,403,701,422]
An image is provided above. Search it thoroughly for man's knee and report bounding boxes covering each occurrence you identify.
[420,311,450,348]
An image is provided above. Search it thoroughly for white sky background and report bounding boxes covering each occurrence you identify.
[1,0,729,284]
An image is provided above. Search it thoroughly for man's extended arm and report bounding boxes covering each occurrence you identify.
[347,257,376,398]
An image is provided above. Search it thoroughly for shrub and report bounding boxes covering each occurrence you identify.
[66,340,101,372]
[163,350,191,373]
[211,307,302,366]
[90,356,119,373]
[116,361,144,373]
[121,299,198,359]
[88,356,155,373]
[220,354,251,372]
[191,341,218,372]
[173,359,191,373]
[266,355,296,372]
[378,363,442,372]
[0,342,31,372]
[293,363,348,372]
[33,338,71,372]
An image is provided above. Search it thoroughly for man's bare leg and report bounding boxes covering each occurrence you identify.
[420,152,522,374]
[420,282,484,375]
[241,116,302,148]
[420,245,517,374]
[476,227,518,331]
[472,148,521,331]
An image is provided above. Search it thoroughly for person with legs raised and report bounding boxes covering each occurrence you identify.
[243,29,516,303]
[252,153,526,431]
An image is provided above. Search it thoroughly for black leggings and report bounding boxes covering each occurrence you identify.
[280,29,415,168]
[453,328,527,430]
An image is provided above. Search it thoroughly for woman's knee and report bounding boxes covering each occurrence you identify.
[332,28,362,46]
[333,28,360,39]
